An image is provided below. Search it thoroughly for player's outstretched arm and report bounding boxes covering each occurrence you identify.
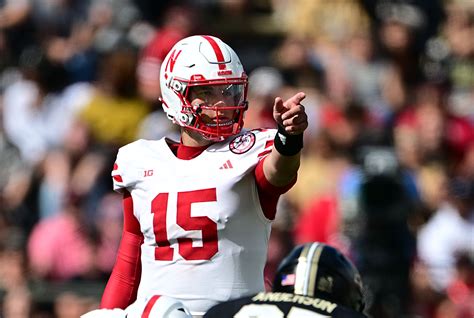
[263,92,308,187]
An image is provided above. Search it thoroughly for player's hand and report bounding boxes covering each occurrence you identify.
[273,92,308,135]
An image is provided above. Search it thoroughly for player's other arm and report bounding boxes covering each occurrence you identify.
[263,92,308,187]
[100,190,143,309]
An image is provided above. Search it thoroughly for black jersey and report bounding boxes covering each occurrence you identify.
[204,292,367,318]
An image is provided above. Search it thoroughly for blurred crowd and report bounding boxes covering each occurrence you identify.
[0,0,473,317]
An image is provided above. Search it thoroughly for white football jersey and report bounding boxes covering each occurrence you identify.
[112,129,277,315]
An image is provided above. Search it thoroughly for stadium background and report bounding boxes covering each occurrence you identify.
[0,0,473,317]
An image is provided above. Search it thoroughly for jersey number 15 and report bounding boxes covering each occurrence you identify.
[151,188,218,261]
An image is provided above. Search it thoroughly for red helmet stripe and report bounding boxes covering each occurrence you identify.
[141,295,161,318]
[202,35,227,70]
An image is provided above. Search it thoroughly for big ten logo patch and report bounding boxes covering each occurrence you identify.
[144,170,154,177]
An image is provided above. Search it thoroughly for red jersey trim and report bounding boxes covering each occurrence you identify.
[113,163,123,182]
[168,140,210,160]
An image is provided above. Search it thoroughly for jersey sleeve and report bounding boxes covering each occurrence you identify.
[112,141,145,192]
[252,128,277,161]
[250,129,297,220]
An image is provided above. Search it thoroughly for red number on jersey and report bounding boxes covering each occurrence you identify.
[151,188,218,261]
[151,193,173,260]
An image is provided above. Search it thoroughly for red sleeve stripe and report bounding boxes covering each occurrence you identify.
[265,140,274,148]
[142,295,161,318]
[112,163,123,182]
[257,140,274,158]
[201,35,226,70]
[113,175,123,182]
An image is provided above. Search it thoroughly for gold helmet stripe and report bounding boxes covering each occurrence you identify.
[294,242,324,296]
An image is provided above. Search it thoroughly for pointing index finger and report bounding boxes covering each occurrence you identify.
[285,92,306,108]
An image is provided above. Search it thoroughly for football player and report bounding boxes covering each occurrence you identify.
[204,242,367,318]
[100,35,308,316]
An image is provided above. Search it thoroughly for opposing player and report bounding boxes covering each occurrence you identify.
[204,242,367,317]
[100,35,308,316]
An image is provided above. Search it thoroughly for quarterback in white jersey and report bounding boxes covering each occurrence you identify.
[100,35,308,316]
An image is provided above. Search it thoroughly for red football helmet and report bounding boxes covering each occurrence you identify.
[159,35,248,141]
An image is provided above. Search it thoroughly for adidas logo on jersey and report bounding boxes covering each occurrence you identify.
[219,160,233,170]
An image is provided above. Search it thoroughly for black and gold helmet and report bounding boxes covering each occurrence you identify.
[273,242,365,313]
